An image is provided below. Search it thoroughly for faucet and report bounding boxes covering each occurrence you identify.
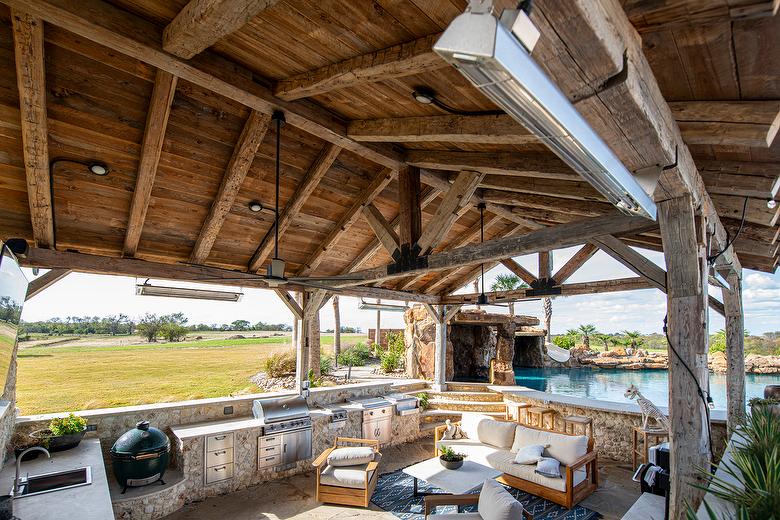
[13,447,50,497]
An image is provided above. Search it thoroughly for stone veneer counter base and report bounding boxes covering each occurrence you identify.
[110,468,187,520]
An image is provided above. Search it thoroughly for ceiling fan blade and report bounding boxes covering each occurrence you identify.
[287,274,364,282]
[295,280,343,292]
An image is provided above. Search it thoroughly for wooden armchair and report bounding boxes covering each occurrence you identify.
[313,437,380,508]
[424,494,533,519]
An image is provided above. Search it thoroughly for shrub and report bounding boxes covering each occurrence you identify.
[320,355,333,375]
[386,331,405,355]
[49,413,87,435]
[337,342,372,367]
[379,349,402,373]
[264,351,296,378]
[552,334,576,350]
[416,392,429,410]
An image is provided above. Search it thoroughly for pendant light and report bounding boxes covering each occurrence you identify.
[477,202,488,306]
[267,111,286,280]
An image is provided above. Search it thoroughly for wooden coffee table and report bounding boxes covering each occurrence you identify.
[402,457,502,497]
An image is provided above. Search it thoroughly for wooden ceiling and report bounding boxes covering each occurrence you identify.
[0,0,777,302]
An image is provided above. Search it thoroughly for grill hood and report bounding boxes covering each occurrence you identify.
[110,421,170,460]
[252,394,310,423]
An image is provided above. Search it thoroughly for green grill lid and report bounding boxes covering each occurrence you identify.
[110,421,170,458]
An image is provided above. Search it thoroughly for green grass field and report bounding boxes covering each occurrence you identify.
[16,333,367,415]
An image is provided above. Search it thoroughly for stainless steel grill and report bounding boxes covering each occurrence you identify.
[252,395,312,434]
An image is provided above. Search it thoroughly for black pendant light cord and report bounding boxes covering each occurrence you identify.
[272,111,285,260]
[479,202,486,295]
[707,196,748,266]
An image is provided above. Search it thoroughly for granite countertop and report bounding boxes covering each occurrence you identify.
[0,438,114,520]
[171,416,265,439]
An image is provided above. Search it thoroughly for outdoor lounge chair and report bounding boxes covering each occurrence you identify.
[313,436,380,508]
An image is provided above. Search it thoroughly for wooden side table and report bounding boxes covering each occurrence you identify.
[505,401,531,423]
[563,415,593,439]
[632,426,669,469]
[526,407,555,430]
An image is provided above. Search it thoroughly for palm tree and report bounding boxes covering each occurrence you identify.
[622,330,643,349]
[543,298,552,343]
[332,295,341,367]
[490,274,526,317]
[577,324,598,349]
[596,333,611,351]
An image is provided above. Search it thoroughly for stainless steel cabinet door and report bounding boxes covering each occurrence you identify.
[281,429,312,464]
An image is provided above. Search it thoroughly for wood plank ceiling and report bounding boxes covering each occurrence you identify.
[0,0,777,302]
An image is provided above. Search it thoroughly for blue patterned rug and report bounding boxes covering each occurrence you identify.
[371,469,602,519]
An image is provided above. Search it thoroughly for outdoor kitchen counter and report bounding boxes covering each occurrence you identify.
[170,409,339,439]
[0,437,114,520]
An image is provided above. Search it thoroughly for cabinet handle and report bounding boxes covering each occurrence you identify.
[214,436,226,440]
[214,450,225,455]
[214,466,225,471]
[265,447,274,452]
[266,457,274,462]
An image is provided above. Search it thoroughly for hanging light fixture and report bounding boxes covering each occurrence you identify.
[477,202,489,306]
[267,111,286,283]
[433,1,657,220]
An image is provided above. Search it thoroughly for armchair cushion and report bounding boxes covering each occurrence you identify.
[319,463,374,489]
[327,446,376,467]
[478,479,525,520]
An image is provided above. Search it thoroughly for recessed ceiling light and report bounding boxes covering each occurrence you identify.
[248,201,263,212]
[88,162,109,176]
[768,199,777,209]
[412,88,435,104]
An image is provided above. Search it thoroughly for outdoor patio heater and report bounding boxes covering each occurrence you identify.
[433,0,657,220]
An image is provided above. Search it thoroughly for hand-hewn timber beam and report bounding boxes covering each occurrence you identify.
[163,0,281,59]
[500,259,538,286]
[361,204,400,258]
[407,150,576,181]
[591,235,667,290]
[539,251,552,282]
[670,101,780,147]
[441,277,655,304]
[340,186,439,274]
[5,0,402,170]
[552,243,598,284]
[274,33,443,101]
[624,0,779,33]
[416,171,486,255]
[480,190,614,217]
[20,248,441,303]
[123,69,178,257]
[722,272,746,432]
[697,160,780,177]
[296,168,396,276]
[25,268,70,300]
[348,114,535,145]
[248,143,341,272]
[398,166,423,249]
[12,11,53,249]
[273,288,302,321]
[336,214,656,287]
[711,194,780,227]
[190,111,271,264]
[702,171,780,200]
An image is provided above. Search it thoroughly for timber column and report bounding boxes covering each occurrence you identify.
[658,194,711,518]
[426,304,448,392]
[722,271,746,432]
[295,291,311,393]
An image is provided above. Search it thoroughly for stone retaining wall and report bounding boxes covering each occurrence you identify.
[500,389,728,463]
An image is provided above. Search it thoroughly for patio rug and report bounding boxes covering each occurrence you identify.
[372,469,602,520]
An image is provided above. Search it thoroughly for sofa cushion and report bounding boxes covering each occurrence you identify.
[478,478,525,520]
[327,447,375,467]
[461,414,517,449]
[511,425,588,466]
[320,463,373,489]
[485,449,587,493]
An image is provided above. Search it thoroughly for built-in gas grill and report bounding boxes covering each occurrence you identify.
[252,395,312,466]
[386,393,420,416]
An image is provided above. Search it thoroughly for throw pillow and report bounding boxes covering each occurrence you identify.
[477,479,526,520]
[441,419,465,440]
[535,457,562,478]
[327,447,375,467]
[513,443,548,464]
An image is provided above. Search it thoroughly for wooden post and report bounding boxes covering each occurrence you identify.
[375,300,381,351]
[398,166,422,250]
[295,291,310,393]
[722,272,746,432]
[658,195,711,518]
[306,290,327,378]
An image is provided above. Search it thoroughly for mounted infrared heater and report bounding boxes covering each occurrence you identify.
[136,282,243,302]
[358,299,408,312]
[433,2,657,220]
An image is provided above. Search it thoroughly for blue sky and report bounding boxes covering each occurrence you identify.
[19,245,780,335]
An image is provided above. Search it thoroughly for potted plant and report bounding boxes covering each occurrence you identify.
[439,445,466,470]
[9,433,44,462]
[31,413,88,452]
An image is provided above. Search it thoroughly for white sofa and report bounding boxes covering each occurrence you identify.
[434,414,598,509]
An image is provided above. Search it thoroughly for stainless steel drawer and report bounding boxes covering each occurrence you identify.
[205,463,234,484]
[258,444,280,457]
[258,453,281,469]
[362,406,393,421]
[206,432,234,452]
[259,434,281,448]
[206,447,233,467]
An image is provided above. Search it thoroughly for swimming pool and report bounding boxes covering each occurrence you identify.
[513,366,779,410]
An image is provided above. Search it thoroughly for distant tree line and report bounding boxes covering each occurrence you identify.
[0,296,23,324]
[323,326,362,334]
[20,313,292,340]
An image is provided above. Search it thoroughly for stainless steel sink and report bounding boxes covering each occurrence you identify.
[13,466,92,498]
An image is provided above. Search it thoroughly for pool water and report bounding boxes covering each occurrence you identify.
[513,367,780,410]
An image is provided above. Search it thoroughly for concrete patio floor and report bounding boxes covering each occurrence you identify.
[164,437,640,519]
